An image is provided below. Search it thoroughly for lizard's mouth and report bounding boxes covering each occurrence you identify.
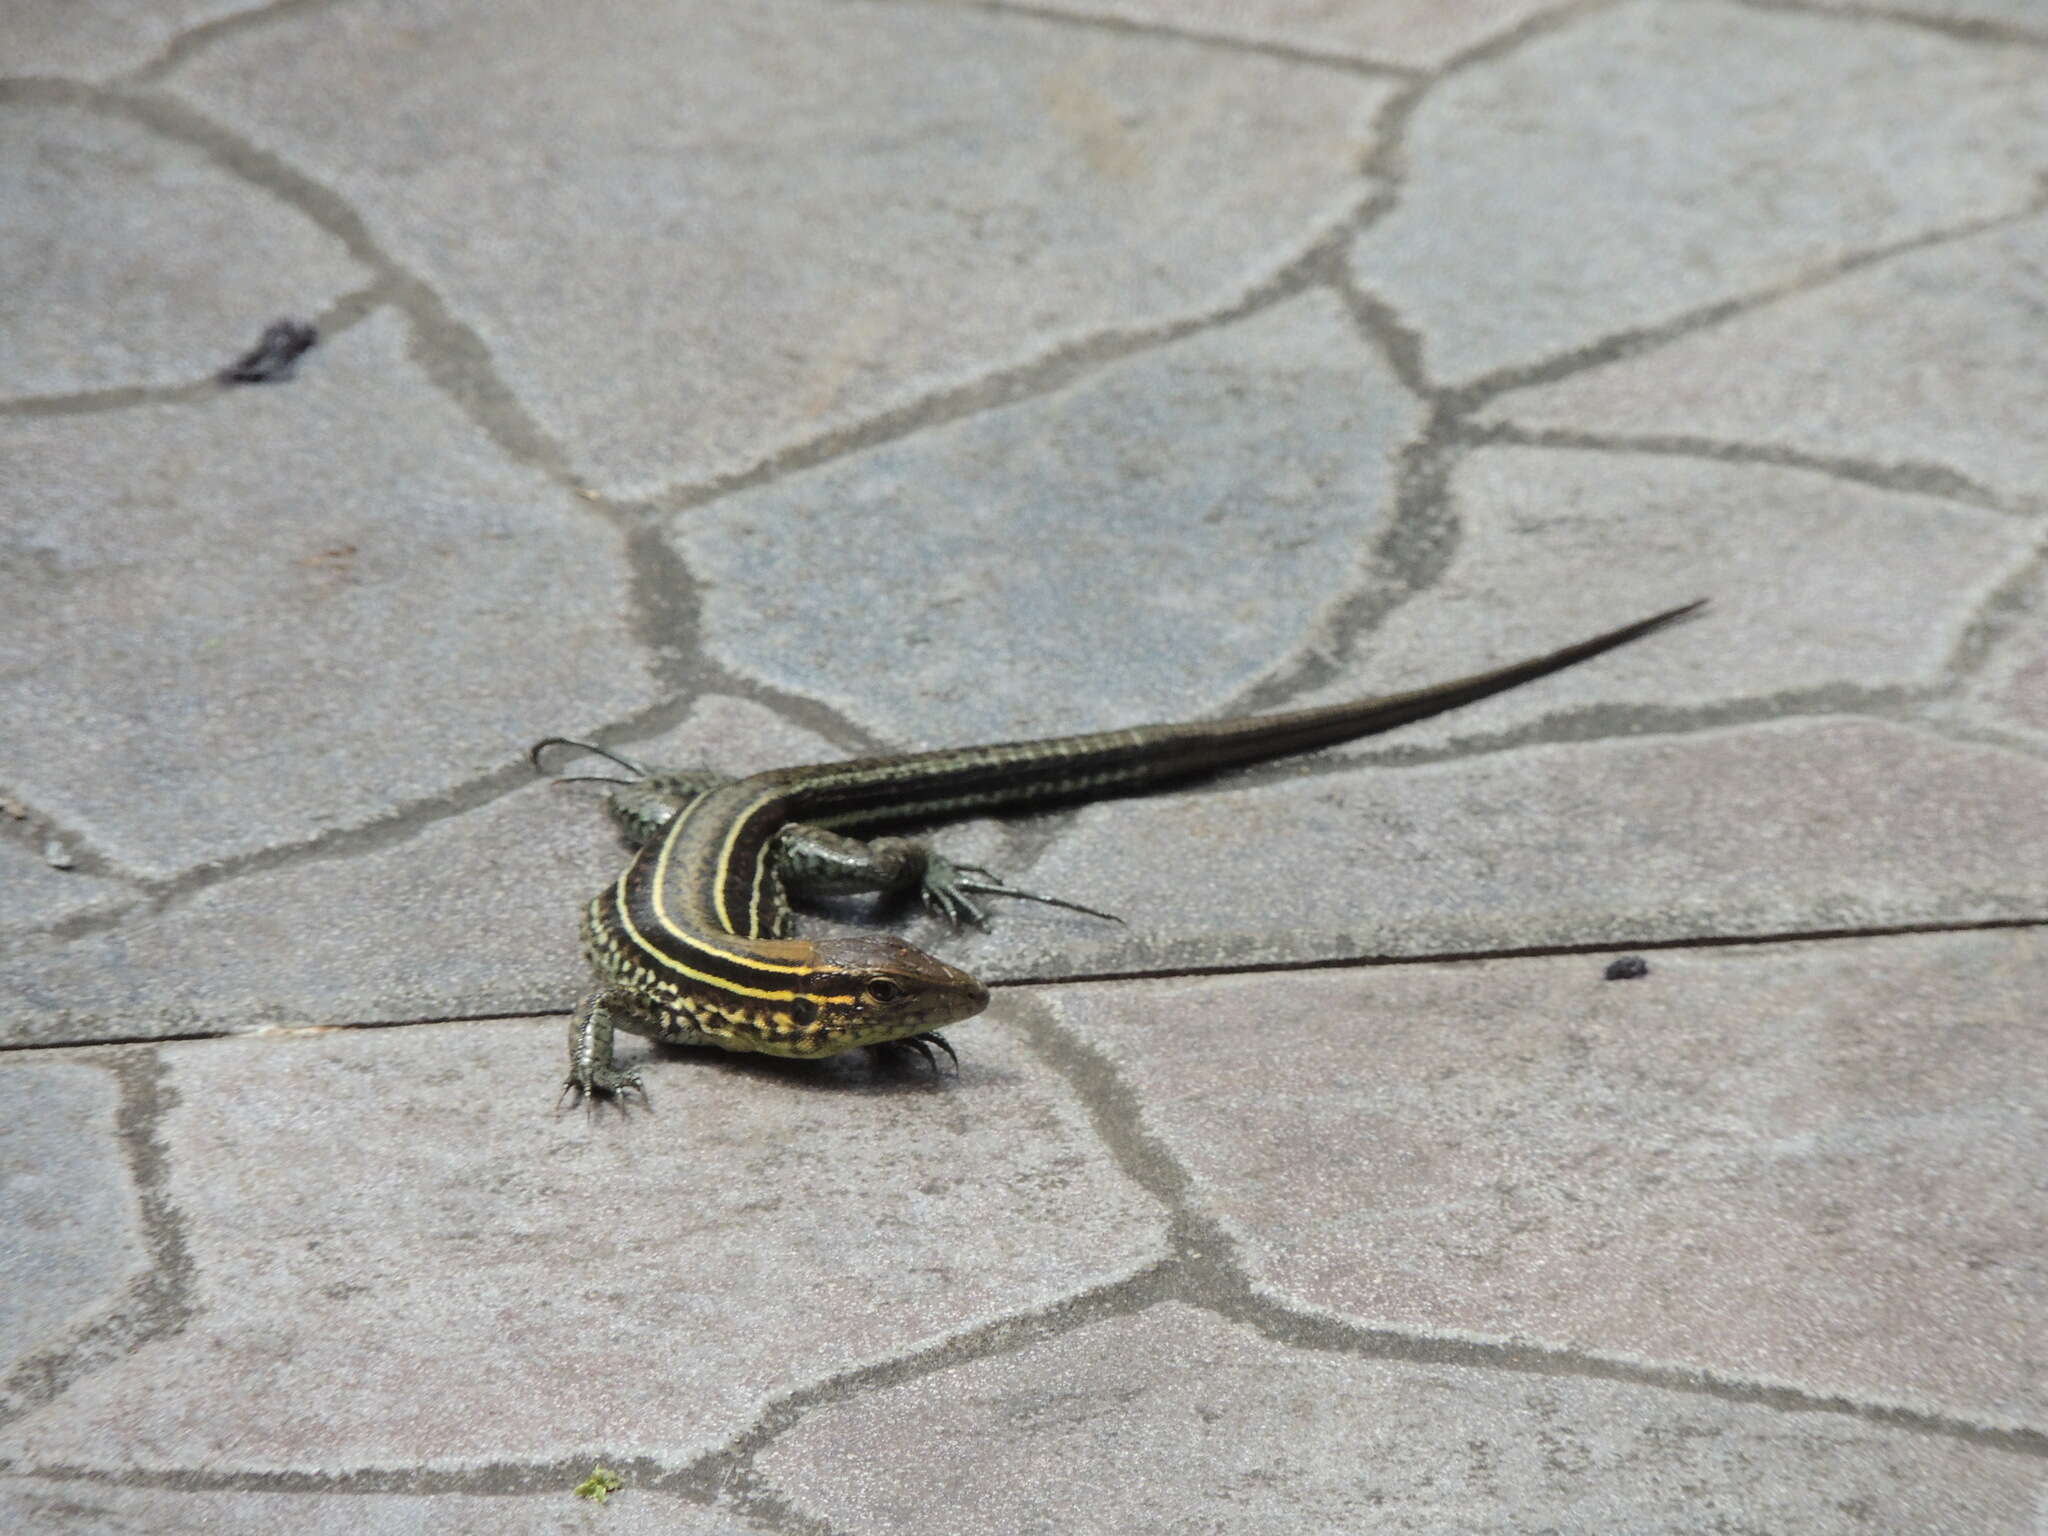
[962,973,991,1013]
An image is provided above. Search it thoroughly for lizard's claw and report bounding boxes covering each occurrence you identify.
[881,1031,959,1076]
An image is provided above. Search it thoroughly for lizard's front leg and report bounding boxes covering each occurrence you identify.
[564,988,649,1100]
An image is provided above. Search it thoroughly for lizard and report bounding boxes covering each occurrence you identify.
[536,601,1702,1098]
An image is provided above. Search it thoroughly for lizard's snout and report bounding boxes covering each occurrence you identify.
[809,934,990,1032]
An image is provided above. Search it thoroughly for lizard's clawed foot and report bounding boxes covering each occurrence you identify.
[918,855,992,928]
[561,1063,644,1103]
[938,861,1123,928]
[881,1031,959,1076]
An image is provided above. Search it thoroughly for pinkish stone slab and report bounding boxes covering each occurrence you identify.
[0,1480,763,1534]
[1994,658,2048,736]
[942,718,2048,982]
[1047,930,2048,1422]
[1984,632,2048,742]
[975,0,1568,69]
[0,839,125,935]
[667,294,1423,745]
[1,3,267,80]
[1287,447,2031,747]
[1486,213,2048,509]
[758,1304,2045,1533]
[166,0,1392,495]
[0,312,657,880]
[0,99,365,396]
[0,780,605,1050]
[1965,550,2048,745]
[1350,0,2048,386]
[5,1014,1164,1471]
[0,1060,148,1373]
[1809,0,2047,31]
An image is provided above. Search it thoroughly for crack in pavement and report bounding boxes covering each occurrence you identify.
[641,194,1387,521]
[7,0,2046,1507]
[0,1051,195,1437]
[1456,422,2030,519]
[901,0,1426,78]
[1727,0,2048,52]
[8,914,2045,1056]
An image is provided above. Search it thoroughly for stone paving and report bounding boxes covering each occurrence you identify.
[3,0,2046,1529]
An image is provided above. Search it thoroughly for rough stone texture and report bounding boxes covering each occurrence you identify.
[4,1015,1167,1470]
[1993,652,2048,737]
[165,0,1392,495]
[0,1481,765,1534]
[0,100,367,396]
[1812,0,2048,32]
[757,1304,2046,1533]
[1977,561,2048,742]
[0,783,601,1050]
[1485,213,2048,508]
[1287,447,2034,744]
[941,720,2048,981]
[671,294,1422,745]
[973,0,1569,69]
[0,3,269,81]
[0,1062,146,1372]
[1048,932,2048,1422]
[0,840,126,934]
[0,699,843,1048]
[0,312,657,881]
[608,696,847,782]
[10,0,2048,1523]
[1349,0,2048,387]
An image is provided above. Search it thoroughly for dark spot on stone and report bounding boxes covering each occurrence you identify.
[221,317,318,383]
[1603,954,1649,981]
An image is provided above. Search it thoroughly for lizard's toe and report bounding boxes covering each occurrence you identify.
[564,1065,642,1100]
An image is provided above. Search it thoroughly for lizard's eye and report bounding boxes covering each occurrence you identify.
[864,977,904,1006]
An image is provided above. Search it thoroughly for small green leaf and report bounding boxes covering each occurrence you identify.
[574,1465,623,1504]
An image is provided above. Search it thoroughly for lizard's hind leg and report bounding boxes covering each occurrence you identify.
[530,738,731,848]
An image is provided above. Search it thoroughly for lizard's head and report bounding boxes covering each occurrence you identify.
[803,934,990,1050]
